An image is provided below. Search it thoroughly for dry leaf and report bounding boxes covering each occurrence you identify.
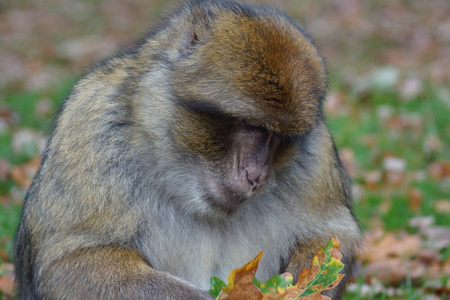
[0,159,11,181]
[428,161,450,180]
[434,200,450,214]
[9,157,41,188]
[339,148,357,178]
[363,170,382,190]
[383,156,406,172]
[217,252,263,300]
[408,188,423,212]
[365,258,406,285]
[0,263,15,297]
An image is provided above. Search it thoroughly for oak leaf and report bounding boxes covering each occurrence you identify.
[209,237,345,300]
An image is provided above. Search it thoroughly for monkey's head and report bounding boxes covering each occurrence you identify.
[166,1,327,211]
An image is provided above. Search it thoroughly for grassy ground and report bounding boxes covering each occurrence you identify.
[1,0,449,299]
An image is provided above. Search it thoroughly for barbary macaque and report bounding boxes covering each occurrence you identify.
[14,0,361,299]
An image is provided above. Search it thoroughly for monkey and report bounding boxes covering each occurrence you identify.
[14,0,361,299]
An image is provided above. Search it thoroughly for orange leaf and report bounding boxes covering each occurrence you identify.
[218,252,264,300]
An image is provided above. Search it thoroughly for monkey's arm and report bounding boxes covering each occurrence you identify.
[38,246,213,300]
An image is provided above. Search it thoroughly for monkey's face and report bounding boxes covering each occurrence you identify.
[168,8,326,210]
[171,109,294,210]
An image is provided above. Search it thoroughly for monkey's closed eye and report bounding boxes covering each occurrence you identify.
[190,32,199,46]
[264,97,282,104]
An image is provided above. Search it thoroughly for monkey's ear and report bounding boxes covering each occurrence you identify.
[179,0,216,54]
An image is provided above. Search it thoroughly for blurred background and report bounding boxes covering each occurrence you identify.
[0,0,449,299]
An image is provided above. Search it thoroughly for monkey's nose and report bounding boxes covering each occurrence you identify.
[245,167,268,194]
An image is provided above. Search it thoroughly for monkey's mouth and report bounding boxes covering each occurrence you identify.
[204,179,249,210]
[222,184,248,204]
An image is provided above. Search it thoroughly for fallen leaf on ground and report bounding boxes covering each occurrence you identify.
[434,200,450,214]
[9,156,41,188]
[0,263,15,297]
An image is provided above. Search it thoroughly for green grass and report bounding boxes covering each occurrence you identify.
[0,79,74,261]
[4,92,45,130]
[3,80,73,131]
[0,79,75,163]
[414,178,450,227]
[345,280,449,300]
[0,203,22,259]
[328,86,450,232]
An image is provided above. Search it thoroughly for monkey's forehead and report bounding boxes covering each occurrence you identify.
[165,1,327,135]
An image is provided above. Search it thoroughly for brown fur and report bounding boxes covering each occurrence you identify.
[14,1,360,299]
